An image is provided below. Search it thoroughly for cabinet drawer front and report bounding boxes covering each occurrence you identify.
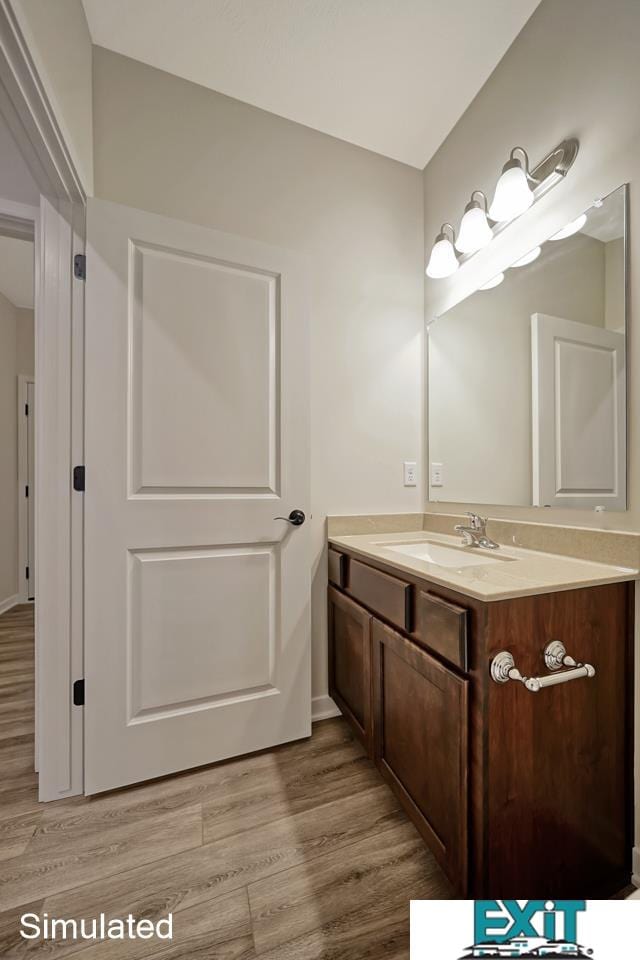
[348,559,411,632]
[328,587,373,752]
[416,590,468,671]
[328,548,346,587]
[372,618,468,892]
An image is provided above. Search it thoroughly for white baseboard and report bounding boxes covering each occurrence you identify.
[312,694,341,722]
[0,594,19,617]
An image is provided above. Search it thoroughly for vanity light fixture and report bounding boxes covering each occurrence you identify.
[479,272,504,290]
[489,147,534,222]
[511,245,541,268]
[426,223,459,279]
[425,138,579,279]
[549,213,587,240]
[455,191,493,254]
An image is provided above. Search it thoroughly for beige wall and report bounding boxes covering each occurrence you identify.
[605,238,625,332]
[11,0,93,194]
[423,0,640,532]
[429,235,608,506]
[0,290,18,605]
[92,47,425,708]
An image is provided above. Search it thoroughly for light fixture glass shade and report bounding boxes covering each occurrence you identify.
[479,272,504,290]
[549,213,587,240]
[489,163,534,222]
[426,236,459,278]
[455,205,493,253]
[511,245,541,268]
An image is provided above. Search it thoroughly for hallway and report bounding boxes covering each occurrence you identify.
[0,604,451,958]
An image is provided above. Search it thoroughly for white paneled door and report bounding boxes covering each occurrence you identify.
[85,199,310,794]
[532,312,626,510]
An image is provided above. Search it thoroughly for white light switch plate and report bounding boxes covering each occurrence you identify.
[431,462,444,487]
[403,461,417,486]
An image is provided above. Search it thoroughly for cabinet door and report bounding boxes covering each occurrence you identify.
[328,587,373,753]
[372,618,468,892]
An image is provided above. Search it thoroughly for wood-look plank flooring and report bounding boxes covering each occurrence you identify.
[0,604,452,959]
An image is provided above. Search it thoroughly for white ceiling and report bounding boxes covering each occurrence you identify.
[82,0,541,169]
[0,236,34,309]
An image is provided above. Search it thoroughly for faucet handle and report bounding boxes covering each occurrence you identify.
[465,511,486,530]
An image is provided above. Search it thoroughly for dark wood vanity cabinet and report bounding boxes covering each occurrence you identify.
[327,546,634,898]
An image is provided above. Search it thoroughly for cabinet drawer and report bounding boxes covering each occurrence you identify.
[328,548,346,587]
[415,590,468,671]
[348,559,411,632]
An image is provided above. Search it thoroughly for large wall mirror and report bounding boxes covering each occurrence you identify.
[428,183,628,511]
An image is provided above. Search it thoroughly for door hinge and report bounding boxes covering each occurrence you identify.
[25,402,29,416]
[25,485,29,498]
[73,679,85,706]
[73,465,85,491]
[25,565,29,581]
[73,253,86,280]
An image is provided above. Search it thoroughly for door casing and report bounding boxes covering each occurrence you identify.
[0,0,86,800]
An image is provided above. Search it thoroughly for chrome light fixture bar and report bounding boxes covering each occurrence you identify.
[426,137,579,279]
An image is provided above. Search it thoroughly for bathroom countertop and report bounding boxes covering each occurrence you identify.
[328,530,638,602]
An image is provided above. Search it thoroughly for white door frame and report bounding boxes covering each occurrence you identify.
[17,373,34,603]
[0,1,86,800]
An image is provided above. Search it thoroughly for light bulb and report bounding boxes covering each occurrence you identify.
[456,204,493,254]
[511,245,541,268]
[426,231,459,279]
[479,272,504,290]
[549,213,587,240]
[489,161,534,222]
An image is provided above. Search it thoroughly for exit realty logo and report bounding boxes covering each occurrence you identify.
[463,901,592,959]
[410,899,640,960]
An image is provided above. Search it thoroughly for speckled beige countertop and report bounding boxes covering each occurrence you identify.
[328,529,638,602]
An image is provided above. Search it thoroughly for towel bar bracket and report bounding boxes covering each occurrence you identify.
[490,642,595,693]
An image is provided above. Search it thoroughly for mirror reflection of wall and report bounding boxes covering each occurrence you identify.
[428,183,627,510]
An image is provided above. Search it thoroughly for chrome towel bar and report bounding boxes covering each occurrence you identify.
[490,641,595,693]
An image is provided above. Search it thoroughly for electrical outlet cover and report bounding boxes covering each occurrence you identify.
[403,461,417,486]
[431,462,444,487]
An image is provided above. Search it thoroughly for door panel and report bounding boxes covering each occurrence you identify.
[129,546,276,719]
[372,618,468,892]
[85,198,310,794]
[130,241,278,493]
[532,312,626,509]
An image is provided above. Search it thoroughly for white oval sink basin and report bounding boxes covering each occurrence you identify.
[378,540,516,569]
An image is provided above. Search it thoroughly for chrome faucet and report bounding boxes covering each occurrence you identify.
[454,512,500,549]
